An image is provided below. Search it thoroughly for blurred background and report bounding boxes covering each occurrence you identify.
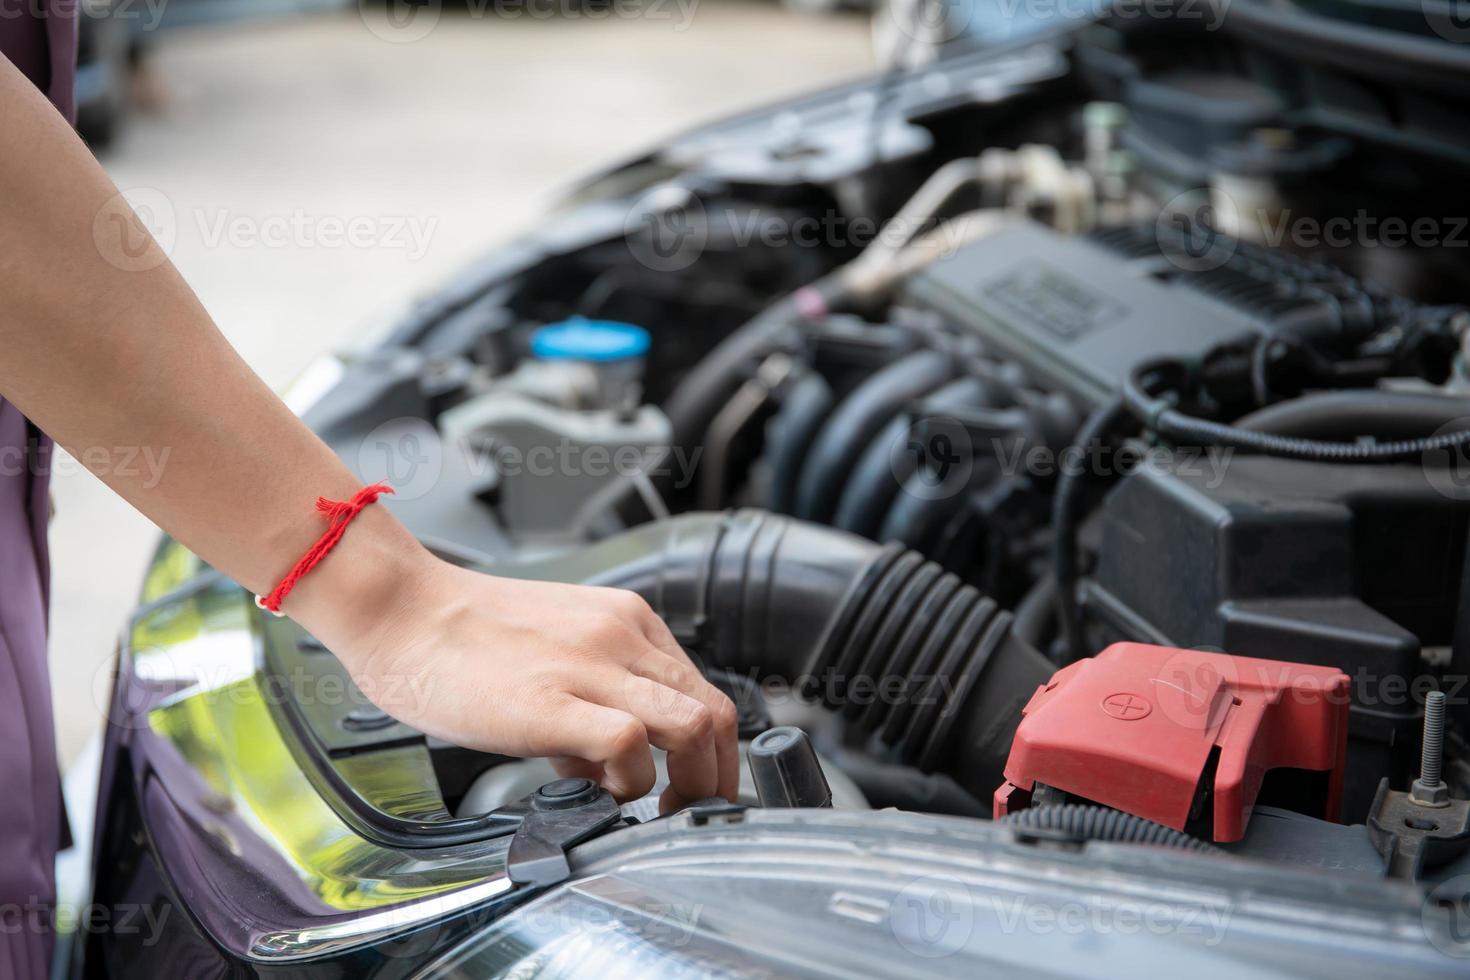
[52,0,875,767]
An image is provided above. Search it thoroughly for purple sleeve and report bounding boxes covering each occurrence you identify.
[0,1,78,123]
[0,4,80,974]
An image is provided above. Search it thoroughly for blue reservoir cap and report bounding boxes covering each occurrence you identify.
[531,318,650,363]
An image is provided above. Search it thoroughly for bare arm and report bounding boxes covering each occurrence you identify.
[0,57,736,810]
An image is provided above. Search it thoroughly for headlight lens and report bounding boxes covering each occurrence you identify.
[416,823,997,979]
[413,810,1447,979]
[419,872,860,978]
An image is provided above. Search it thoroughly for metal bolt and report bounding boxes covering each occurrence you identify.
[1411,690,1450,807]
[1424,691,1446,784]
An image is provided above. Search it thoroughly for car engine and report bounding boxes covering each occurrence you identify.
[274,21,1470,882]
[86,12,1470,976]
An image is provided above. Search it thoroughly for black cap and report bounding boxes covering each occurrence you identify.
[747,726,833,808]
[533,777,600,811]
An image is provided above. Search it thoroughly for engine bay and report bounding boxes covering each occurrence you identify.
[269,16,1470,893]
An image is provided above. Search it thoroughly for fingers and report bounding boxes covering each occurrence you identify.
[574,666,726,811]
[536,699,656,802]
[632,602,694,664]
[628,653,740,805]
[614,591,741,805]
[511,588,739,810]
[628,673,719,809]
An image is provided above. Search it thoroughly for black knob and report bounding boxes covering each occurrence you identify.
[534,777,600,811]
[747,726,833,808]
[341,706,394,732]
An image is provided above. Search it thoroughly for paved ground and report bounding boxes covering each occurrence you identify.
[54,2,874,766]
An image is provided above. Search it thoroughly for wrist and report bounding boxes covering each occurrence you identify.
[276,502,438,665]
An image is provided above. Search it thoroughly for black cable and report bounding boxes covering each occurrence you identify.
[1125,358,1470,464]
[1237,390,1470,442]
[1249,336,1274,408]
[1001,804,1222,854]
[1051,397,1130,665]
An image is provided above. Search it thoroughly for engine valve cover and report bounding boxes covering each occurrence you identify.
[994,643,1350,842]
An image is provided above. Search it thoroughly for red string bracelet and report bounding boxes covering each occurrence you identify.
[254,483,394,616]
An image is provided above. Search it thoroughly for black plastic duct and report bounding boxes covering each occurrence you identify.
[766,371,835,515]
[497,509,1055,800]
[832,376,999,539]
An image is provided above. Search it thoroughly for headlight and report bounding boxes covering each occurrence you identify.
[414,862,982,979]
[409,808,1446,979]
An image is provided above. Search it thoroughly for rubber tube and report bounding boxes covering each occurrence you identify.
[794,350,956,523]
[1001,804,1221,853]
[817,743,989,817]
[493,509,1055,800]
[1052,398,1130,664]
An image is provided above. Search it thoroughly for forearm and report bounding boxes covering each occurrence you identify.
[0,55,738,807]
[0,56,421,632]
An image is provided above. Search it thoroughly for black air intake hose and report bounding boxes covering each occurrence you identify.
[498,509,1054,800]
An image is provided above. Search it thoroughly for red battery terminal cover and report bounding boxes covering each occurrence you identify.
[994,642,1351,842]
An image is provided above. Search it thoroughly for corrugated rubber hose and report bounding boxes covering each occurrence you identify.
[1001,804,1222,853]
[493,509,1056,801]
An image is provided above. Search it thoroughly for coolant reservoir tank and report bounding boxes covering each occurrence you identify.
[439,317,664,543]
[531,318,650,409]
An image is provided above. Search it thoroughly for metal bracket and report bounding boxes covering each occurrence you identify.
[1366,778,1470,880]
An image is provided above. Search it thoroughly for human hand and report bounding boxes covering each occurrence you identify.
[292,526,738,814]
